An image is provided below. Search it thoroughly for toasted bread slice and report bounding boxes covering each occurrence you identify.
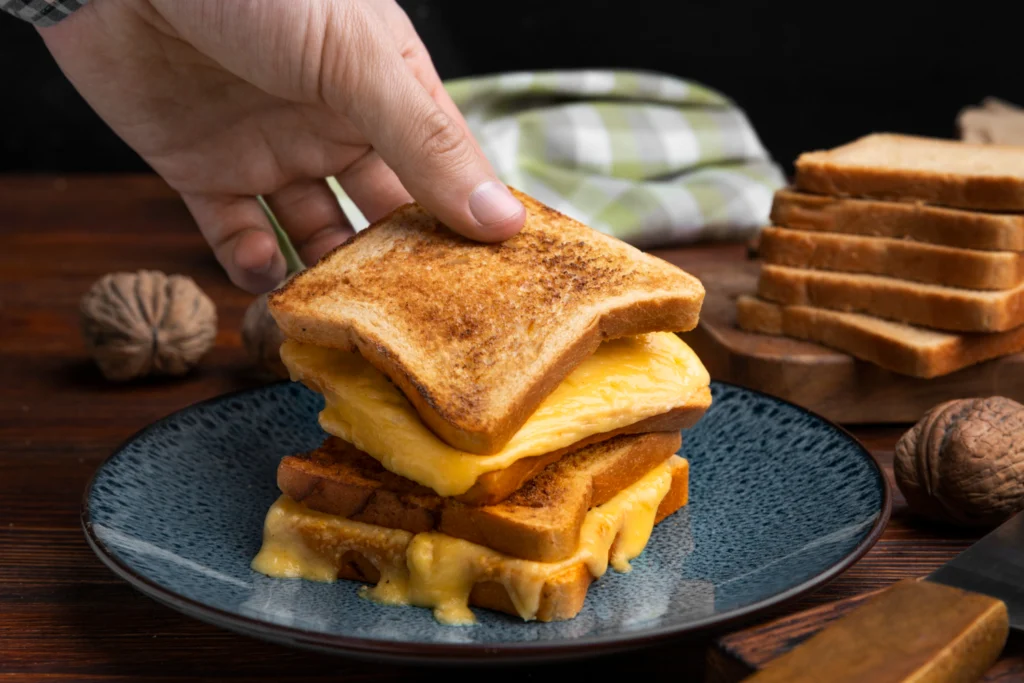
[771,189,1024,252]
[794,134,1024,211]
[759,226,1024,291]
[278,431,684,562]
[736,295,1024,378]
[268,188,705,455]
[758,264,1024,333]
[256,457,689,623]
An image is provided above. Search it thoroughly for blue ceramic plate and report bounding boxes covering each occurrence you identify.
[82,381,889,664]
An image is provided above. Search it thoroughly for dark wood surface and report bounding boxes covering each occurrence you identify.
[678,260,1024,425]
[0,174,1009,682]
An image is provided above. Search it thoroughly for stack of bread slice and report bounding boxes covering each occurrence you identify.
[738,134,1024,378]
[253,191,712,624]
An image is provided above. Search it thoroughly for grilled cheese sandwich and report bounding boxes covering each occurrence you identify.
[256,189,710,624]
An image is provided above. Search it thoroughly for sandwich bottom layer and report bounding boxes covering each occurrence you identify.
[251,455,688,624]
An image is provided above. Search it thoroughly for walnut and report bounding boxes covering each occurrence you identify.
[80,270,217,381]
[241,292,287,378]
[894,397,1024,528]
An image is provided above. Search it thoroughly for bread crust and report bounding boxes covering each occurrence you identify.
[757,264,1024,333]
[795,134,1024,211]
[268,189,704,455]
[736,295,1024,379]
[759,226,1024,291]
[771,189,1024,252]
[279,431,688,562]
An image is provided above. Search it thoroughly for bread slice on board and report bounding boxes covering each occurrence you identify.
[759,226,1024,290]
[268,189,705,455]
[261,458,689,623]
[278,431,684,563]
[757,264,1024,332]
[736,295,1024,378]
[794,134,1024,211]
[771,189,1024,252]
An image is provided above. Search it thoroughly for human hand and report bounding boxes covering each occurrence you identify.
[40,0,526,292]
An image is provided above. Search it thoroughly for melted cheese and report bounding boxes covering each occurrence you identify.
[280,333,707,496]
[252,499,414,605]
[251,457,678,624]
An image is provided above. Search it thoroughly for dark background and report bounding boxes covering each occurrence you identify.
[2,1,1020,175]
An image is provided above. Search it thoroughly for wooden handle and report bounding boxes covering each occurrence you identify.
[741,579,1008,683]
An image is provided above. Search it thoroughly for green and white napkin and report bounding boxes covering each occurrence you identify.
[445,69,784,247]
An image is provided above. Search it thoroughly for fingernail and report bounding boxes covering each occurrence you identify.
[248,256,275,275]
[469,181,524,226]
[245,254,286,289]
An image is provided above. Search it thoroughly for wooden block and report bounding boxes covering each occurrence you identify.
[680,258,1024,424]
[958,98,1024,146]
[737,579,1007,683]
[707,586,1023,683]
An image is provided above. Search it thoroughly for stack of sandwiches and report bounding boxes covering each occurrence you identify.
[251,190,712,624]
[738,133,1024,378]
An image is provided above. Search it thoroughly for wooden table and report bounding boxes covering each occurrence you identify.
[0,174,1013,681]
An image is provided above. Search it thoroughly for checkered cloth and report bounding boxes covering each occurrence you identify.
[445,70,785,247]
[1,0,87,26]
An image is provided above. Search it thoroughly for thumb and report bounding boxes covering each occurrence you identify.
[333,18,525,241]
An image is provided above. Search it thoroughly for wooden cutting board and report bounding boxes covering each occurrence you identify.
[678,257,1024,424]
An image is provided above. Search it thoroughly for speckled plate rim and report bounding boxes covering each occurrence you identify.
[81,380,891,665]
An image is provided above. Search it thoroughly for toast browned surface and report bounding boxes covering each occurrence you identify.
[757,264,1024,333]
[759,227,1024,291]
[794,134,1024,211]
[279,431,685,562]
[771,189,1024,252]
[736,295,1024,378]
[293,460,689,623]
[268,189,705,455]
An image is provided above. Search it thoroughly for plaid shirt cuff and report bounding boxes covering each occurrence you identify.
[1,0,89,26]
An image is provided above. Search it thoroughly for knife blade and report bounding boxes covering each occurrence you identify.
[743,512,1020,682]
[930,510,1024,630]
